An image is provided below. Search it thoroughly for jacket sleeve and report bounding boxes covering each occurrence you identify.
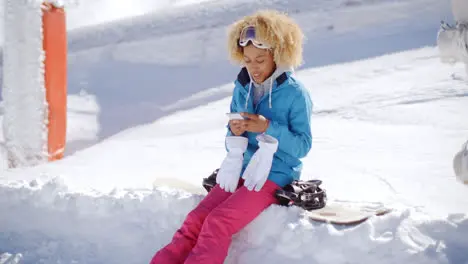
[264,89,313,159]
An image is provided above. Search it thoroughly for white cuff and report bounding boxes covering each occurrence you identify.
[256,134,278,153]
[226,136,248,153]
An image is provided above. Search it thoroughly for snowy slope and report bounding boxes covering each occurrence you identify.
[1,0,468,263]
[3,0,451,155]
[57,0,454,150]
[0,0,221,45]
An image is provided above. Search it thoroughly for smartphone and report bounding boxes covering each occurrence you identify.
[226,112,245,120]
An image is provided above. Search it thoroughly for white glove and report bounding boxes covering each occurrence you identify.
[242,134,279,191]
[216,136,248,192]
[454,140,468,185]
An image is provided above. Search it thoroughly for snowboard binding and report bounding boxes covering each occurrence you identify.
[202,169,219,193]
[275,179,327,211]
[202,169,327,211]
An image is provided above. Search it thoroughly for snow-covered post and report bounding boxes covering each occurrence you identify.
[2,0,67,168]
[437,0,468,76]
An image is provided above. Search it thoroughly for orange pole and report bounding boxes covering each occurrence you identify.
[42,3,67,161]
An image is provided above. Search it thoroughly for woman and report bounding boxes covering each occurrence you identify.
[150,9,312,264]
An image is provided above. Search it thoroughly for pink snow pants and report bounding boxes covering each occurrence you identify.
[149,179,280,264]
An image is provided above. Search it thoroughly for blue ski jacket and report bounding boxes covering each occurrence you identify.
[226,67,313,187]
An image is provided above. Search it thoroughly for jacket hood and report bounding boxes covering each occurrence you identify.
[236,67,293,109]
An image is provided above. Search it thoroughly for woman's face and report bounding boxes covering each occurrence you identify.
[242,44,276,83]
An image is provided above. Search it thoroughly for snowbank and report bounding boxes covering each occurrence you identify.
[0,177,200,263]
[0,177,467,264]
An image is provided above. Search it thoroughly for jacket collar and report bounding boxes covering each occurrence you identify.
[236,67,289,88]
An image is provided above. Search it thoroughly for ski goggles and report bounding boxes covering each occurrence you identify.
[238,26,271,49]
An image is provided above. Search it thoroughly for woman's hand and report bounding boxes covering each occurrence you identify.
[240,112,270,133]
[229,120,246,136]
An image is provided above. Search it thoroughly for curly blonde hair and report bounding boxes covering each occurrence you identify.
[227,9,304,69]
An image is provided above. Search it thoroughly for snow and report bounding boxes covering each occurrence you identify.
[0,0,468,263]
[1,0,47,168]
[63,0,220,30]
[0,0,223,45]
[60,0,452,143]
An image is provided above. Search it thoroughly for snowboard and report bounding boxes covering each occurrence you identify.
[153,172,393,226]
[303,200,392,225]
[152,177,205,195]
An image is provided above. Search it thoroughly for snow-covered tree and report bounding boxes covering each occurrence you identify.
[437,0,468,75]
